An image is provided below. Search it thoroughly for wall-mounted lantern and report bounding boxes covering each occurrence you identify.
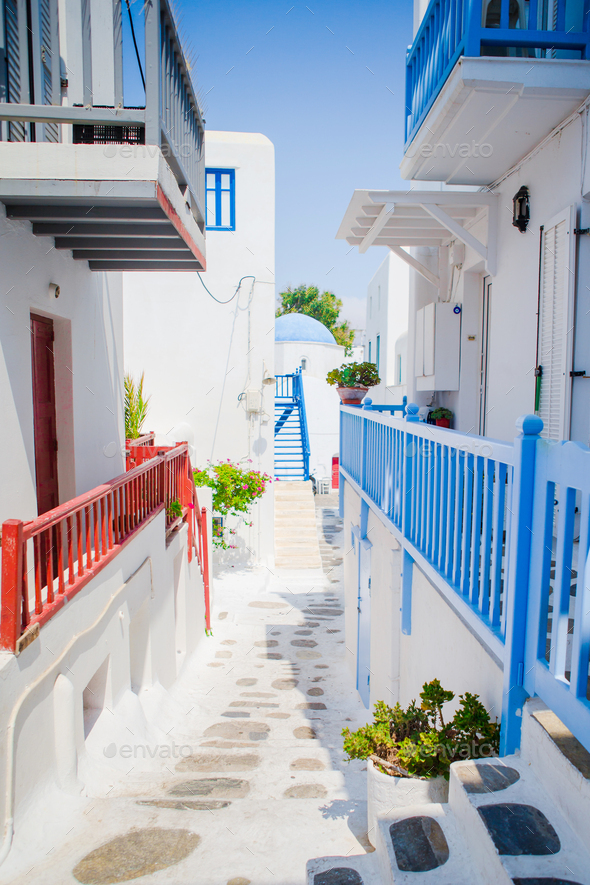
[512,186,530,233]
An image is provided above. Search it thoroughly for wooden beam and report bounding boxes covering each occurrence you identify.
[359,202,395,253]
[421,203,488,263]
[389,246,440,289]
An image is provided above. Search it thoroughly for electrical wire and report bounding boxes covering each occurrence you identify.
[125,0,146,92]
[197,273,255,305]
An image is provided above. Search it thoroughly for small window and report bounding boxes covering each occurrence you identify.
[398,354,402,384]
[376,335,380,372]
[377,285,381,310]
[301,358,308,371]
[368,341,372,363]
[205,168,235,230]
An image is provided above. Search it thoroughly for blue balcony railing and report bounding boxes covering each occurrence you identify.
[405,0,590,147]
[340,404,590,758]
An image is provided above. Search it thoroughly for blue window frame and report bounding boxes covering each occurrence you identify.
[205,168,235,230]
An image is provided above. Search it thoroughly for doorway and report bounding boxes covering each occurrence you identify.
[479,277,492,436]
[356,538,372,708]
[30,314,59,515]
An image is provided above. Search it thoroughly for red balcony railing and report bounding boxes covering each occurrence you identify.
[0,443,210,653]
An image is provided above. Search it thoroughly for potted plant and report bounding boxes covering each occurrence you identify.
[342,680,500,846]
[326,361,381,406]
[430,407,453,428]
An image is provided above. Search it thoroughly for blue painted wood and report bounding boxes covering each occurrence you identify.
[501,415,543,756]
[405,0,590,148]
[571,491,590,698]
[470,455,484,606]
[401,548,414,635]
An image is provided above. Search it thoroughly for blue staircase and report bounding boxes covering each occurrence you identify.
[274,369,310,481]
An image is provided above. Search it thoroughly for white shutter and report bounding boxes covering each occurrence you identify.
[537,206,576,440]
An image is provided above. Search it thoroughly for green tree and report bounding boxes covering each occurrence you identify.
[276,285,355,355]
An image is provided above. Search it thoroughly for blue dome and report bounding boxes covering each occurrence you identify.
[275,313,336,345]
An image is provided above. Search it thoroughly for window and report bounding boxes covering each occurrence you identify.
[376,335,380,372]
[368,341,372,363]
[377,285,381,310]
[397,355,402,384]
[205,169,235,230]
[301,358,307,371]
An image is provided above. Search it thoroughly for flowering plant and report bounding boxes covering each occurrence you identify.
[194,459,272,549]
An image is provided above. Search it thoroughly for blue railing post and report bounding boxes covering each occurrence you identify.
[400,404,420,635]
[501,414,543,755]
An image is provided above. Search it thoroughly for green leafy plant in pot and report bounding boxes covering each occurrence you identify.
[430,407,453,428]
[342,679,499,780]
[326,361,381,406]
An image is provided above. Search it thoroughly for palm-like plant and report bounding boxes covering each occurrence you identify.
[124,372,150,439]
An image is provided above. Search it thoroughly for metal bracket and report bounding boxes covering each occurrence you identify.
[574,228,590,235]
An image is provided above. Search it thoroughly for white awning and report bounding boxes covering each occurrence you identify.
[336,189,498,282]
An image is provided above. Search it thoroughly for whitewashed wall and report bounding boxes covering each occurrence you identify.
[0,505,212,858]
[342,480,502,719]
[123,131,276,565]
[404,107,590,443]
[0,207,124,526]
[364,251,409,404]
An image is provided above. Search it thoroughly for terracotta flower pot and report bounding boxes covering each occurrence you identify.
[337,386,368,406]
[436,418,451,428]
[366,758,449,846]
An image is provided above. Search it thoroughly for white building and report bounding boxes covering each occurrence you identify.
[123,130,276,566]
[0,0,212,857]
[275,312,346,487]
[336,0,590,776]
[363,251,409,404]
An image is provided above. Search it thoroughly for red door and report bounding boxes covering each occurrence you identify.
[31,314,59,515]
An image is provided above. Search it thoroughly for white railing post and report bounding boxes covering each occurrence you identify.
[144,0,161,147]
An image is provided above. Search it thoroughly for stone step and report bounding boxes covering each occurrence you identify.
[275,557,323,569]
[449,753,590,885]
[375,802,482,885]
[307,851,382,885]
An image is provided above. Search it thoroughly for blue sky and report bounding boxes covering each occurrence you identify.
[123,0,414,332]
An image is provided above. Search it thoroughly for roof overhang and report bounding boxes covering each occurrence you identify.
[0,143,206,271]
[336,189,498,282]
[401,57,590,185]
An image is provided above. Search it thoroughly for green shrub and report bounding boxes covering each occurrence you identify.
[194,459,272,549]
[326,361,380,389]
[342,679,500,780]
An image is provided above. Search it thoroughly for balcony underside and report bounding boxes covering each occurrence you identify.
[0,144,206,271]
[401,57,590,185]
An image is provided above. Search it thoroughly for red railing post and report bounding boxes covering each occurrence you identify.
[201,507,211,632]
[1,520,24,652]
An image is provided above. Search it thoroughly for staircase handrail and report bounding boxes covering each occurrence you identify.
[293,368,311,481]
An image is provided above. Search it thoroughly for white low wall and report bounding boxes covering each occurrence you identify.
[0,501,212,850]
[342,478,503,721]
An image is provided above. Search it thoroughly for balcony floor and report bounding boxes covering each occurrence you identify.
[0,143,205,271]
[402,57,590,185]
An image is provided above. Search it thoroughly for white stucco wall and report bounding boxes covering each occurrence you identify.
[0,207,124,526]
[276,338,345,485]
[123,131,276,565]
[0,505,212,845]
[364,251,409,404]
[342,478,503,720]
[404,108,590,443]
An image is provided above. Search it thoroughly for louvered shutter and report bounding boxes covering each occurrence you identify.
[4,0,26,141]
[537,206,576,440]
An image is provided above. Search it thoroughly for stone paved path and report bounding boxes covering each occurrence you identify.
[1,498,372,885]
